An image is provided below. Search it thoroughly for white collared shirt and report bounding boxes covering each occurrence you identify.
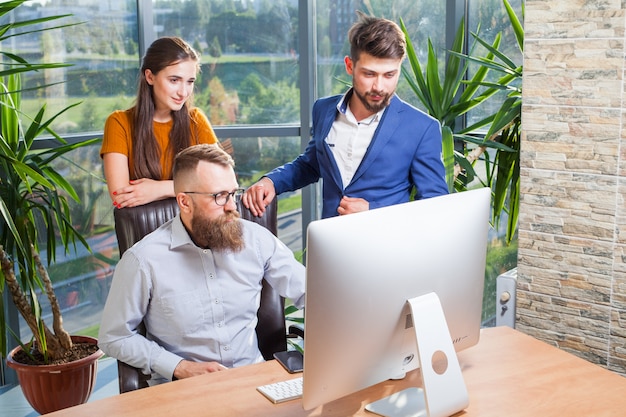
[325,94,386,189]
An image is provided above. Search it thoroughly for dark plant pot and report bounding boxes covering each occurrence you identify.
[6,335,104,414]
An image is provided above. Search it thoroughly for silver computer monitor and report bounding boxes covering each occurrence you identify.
[302,187,491,413]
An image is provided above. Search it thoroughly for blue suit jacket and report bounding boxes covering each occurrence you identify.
[267,92,448,218]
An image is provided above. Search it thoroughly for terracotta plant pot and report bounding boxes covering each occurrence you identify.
[65,290,79,307]
[6,335,104,414]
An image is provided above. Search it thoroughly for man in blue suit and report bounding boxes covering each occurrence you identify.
[243,13,448,219]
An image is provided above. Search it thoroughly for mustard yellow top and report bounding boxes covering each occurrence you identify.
[100,107,218,180]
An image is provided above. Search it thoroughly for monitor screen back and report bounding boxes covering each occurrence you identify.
[302,188,491,410]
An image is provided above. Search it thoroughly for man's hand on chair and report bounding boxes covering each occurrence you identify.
[243,177,276,217]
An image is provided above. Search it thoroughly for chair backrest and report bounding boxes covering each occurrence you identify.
[112,197,285,393]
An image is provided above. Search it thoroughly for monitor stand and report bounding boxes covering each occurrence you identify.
[365,292,469,417]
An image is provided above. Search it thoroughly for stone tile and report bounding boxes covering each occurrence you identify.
[618,110,626,177]
[613,245,626,308]
[516,230,613,305]
[520,106,620,175]
[515,288,610,366]
[523,39,623,107]
[525,2,625,39]
[615,184,626,244]
[609,309,626,376]
[518,171,617,240]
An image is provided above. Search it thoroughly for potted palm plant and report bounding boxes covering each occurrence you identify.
[401,0,523,245]
[0,1,103,413]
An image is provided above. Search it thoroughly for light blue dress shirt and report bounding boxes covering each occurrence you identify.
[98,215,305,384]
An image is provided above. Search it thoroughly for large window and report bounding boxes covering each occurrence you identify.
[467,0,524,127]
[152,0,301,126]
[8,1,139,134]
[1,0,523,384]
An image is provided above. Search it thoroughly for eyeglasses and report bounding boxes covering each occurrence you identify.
[184,188,244,206]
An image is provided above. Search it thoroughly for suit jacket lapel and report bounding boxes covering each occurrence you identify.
[319,98,344,190]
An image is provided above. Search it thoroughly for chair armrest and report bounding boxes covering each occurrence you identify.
[117,360,151,393]
[288,323,305,339]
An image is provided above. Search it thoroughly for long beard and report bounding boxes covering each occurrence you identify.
[353,87,392,114]
[191,211,244,253]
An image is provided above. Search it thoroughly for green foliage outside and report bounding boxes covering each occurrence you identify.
[483,238,518,322]
[75,324,99,339]
[278,194,302,215]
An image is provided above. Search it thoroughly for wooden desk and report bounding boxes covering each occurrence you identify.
[47,327,626,416]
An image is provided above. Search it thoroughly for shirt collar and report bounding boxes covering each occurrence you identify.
[171,215,197,249]
[337,89,353,114]
[337,88,386,125]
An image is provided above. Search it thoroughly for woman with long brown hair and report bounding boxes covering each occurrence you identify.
[101,36,218,208]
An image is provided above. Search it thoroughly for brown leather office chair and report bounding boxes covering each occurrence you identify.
[112,197,286,393]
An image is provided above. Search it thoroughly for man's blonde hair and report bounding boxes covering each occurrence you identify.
[173,144,234,191]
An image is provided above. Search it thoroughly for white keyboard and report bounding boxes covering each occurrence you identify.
[256,376,303,403]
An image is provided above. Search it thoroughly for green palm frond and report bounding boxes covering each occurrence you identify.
[401,0,523,245]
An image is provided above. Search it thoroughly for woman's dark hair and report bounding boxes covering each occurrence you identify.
[131,36,200,180]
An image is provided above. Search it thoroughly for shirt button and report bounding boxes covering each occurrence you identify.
[223,345,230,351]
[215,299,220,304]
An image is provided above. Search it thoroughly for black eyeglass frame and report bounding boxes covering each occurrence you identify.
[183,188,245,206]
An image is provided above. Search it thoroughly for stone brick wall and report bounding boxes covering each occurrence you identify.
[518,0,626,375]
